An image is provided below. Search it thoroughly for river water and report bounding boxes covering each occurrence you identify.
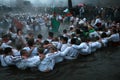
[0,46,120,80]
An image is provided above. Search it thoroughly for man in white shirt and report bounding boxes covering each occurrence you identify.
[60,38,79,60]
[107,29,120,46]
[38,46,63,72]
[16,49,44,70]
[60,37,69,52]
[72,37,91,55]
[108,29,120,42]
[0,47,21,67]
[23,39,38,56]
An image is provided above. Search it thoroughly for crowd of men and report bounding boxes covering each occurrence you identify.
[0,5,120,72]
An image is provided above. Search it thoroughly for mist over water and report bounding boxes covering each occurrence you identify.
[27,0,94,7]
[0,0,120,7]
[18,0,120,7]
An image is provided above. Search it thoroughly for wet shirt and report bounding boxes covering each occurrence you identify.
[108,33,120,42]
[16,56,40,70]
[72,42,91,55]
[23,47,38,56]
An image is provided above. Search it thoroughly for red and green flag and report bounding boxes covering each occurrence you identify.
[63,8,72,17]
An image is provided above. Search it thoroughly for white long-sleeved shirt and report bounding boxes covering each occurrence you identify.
[38,50,65,72]
[89,31,100,38]
[12,49,21,56]
[60,44,69,52]
[52,41,63,50]
[108,33,120,42]
[0,55,21,67]
[1,42,12,49]
[53,52,63,63]
[0,55,8,67]
[72,42,91,55]
[59,45,79,60]
[89,41,102,52]
[38,53,56,72]
[16,56,40,70]
[94,18,102,26]
[23,47,38,56]
[101,38,108,47]
[52,41,61,49]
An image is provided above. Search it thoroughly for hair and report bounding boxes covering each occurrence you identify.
[4,47,12,55]
[71,33,76,38]
[59,36,64,41]
[17,29,22,34]
[0,48,4,55]
[37,34,43,39]
[75,29,81,34]
[71,38,77,44]
[27,38,34,46]
[53,37,59,41]
[28,32,34,37]
[38,47,44,54]
[16,44,23,51]
[83,26,89,32]
[63,29,67,34]
[112,29,117,34]
[70,27,73,31]
[101,32,107,38]
[2,34,8,39]
[80,37,87,42]
[43,40,49,45]
[48,32,54,38]
[62,37,68,43]
[76,39,81,45]
[20,49,27,56]
[50,46,57,52]
[95,36,100,41]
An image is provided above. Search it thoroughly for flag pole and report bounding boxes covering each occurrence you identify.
[68,0,73,12]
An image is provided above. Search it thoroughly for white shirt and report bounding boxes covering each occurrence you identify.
[89,41,102,52]
[94,18,102,25]
[1,42,12,49]
[72,42,91,55]
[26,24,31,30]
[94,42,102,49]
[16,56,40,70]
[51,41,60,48]
[64,45,79,60]
[101,38,108,47]
[108,33,120,42]
[38,53,57,72]
[0,55,8,67]
[0,55,20,67]
[60,44,69,52]
[46,38,52,43]
[12,49,21,56]
[23,47,38,56]
[89,31,100,38]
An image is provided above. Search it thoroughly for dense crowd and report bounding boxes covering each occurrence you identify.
[0,5,120,72]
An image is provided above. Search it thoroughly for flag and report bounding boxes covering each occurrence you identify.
[68,0,73,9]
[78,3,84,7]
[51,18,60,33]
[63,8,72,17]
[63,8,69,13]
